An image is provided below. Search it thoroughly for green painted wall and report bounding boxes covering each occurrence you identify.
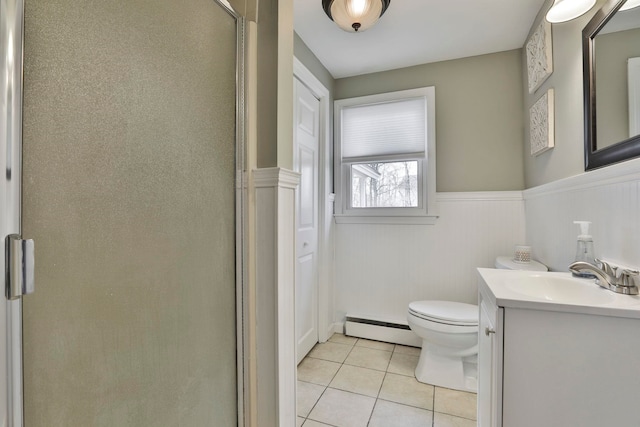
[335,50,525,192]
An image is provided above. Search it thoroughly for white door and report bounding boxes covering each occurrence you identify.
[294,78,320,363]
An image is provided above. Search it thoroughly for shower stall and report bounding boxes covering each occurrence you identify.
[1,0,244,425]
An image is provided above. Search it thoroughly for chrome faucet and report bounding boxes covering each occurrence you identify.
[569,259,639,295]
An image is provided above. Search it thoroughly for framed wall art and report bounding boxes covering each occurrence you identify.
[530,88,554,156]
[526,20,553,94]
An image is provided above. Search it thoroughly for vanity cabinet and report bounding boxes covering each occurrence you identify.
[477,292,503,427]
[477,269,640,427]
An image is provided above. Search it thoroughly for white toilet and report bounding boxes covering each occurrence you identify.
[407,256,547,392]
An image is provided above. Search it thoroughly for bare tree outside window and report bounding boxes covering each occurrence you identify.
[351,161,418,208]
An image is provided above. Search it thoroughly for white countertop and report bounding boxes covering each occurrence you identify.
[477,268,640,319]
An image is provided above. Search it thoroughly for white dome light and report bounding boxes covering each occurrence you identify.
[546,0,596,23]
[322,0,391,33]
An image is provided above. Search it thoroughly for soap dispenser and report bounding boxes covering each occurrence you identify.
[572,221,597,278]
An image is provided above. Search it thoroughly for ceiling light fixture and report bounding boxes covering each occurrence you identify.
[322,0,391,33]
[545,0,596,23]
[620,0,640,11]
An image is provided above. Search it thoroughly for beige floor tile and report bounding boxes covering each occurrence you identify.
[387,352,419,377]
[297,381,326,417]
[379,373,435,410]
[434,387,477,421]
[344,346,392,371]
[369,399,434,427]
[355,338,395,352]
[297,357,341,386]
[297,416,305,427]
[308,342,353,363]
[434,412,477,427]
[303,420,334,427]
[329,364,385,397]
[328,333,358,346]
[308,388,376,427]
[394,344,422,356]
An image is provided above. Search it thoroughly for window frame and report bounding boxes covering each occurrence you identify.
[334,87,437,224]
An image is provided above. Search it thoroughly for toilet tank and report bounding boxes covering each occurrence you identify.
[495,256,547,271]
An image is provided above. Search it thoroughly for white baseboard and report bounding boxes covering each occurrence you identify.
[343,315,422,347]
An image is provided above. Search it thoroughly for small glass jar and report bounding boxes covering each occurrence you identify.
[514,245,531,263]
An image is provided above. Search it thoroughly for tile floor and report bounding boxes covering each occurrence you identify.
[297,334,477,427]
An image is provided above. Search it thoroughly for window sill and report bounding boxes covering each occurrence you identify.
[334,214,439,225]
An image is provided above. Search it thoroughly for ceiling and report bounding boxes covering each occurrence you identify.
[294,0,548,79]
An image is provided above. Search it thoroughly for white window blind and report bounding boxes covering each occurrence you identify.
[341,97,426,160]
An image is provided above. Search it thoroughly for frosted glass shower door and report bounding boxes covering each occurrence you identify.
[20,0,239,425]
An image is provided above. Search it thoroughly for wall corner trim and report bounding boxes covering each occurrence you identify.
[253,167,300,189]
[251,166,299,427]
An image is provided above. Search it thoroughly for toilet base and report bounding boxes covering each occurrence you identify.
[415,350,477,392]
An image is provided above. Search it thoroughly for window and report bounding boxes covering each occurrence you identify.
[334,87,437,224]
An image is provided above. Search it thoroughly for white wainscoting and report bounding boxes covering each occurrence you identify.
[334,192,526,324]
[524,158,640,273]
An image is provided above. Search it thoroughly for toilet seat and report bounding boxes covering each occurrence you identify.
[408,301,478,326]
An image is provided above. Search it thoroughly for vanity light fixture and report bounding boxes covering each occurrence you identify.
[545,0,596,23]
[620,0,640,11]
[322,0,391,33]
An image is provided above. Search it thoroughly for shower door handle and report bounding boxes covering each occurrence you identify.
[6,234,35,300]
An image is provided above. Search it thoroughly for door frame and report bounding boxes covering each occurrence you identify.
[208,3,249,426]
[1,0,26,425]
[231,8,247,427]
[293,58,332,344]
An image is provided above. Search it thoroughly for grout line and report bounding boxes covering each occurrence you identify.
[432,384,436,427]
[302,383,328,420]
[304,417,340,427]
[302,338,359,425]
[374,396,435,412]
[366,368,389,427]
[376,371,387,400]
[366,399,379,426]
[299,341,339,422]
[433,410,478,422]
[384,350,393,372]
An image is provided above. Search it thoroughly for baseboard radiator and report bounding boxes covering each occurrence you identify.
[344,314,422,348]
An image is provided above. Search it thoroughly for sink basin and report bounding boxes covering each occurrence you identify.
[478,268,640,319]
[505,275,616,305]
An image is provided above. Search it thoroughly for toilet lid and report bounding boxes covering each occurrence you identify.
[408,301,478,326]
[495,256,548,271]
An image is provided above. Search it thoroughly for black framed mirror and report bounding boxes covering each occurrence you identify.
[583,0,640,170]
